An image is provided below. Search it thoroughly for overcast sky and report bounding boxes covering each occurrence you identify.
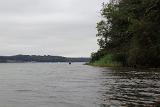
[0,0,107,57]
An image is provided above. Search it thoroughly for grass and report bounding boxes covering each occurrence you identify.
[88,54,121,67]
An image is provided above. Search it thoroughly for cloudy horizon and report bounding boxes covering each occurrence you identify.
[0,0,107,57]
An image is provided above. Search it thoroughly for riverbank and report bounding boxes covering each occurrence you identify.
[86,54,121,67]
[87,54,160,69]
[86,62,160,71]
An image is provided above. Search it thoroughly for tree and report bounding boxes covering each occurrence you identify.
[92,0,160,67]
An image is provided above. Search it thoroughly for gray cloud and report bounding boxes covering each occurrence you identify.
[0,0,107,57]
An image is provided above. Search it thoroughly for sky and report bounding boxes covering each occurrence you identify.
[0,0,107,57]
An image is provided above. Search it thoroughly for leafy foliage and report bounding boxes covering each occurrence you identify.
[92,0,160,67]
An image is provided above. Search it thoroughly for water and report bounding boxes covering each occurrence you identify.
[0,63,160,107]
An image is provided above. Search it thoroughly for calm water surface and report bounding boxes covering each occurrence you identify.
[0,63,160,107]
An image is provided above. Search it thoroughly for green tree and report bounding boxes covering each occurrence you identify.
[91,0,160,67]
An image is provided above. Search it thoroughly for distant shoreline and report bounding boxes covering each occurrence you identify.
[0,55,90,63]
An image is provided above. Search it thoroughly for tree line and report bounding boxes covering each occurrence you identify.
[91,0,160,67]
[0,55,90,63]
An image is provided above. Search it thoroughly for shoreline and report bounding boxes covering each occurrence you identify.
[85,63,160,70]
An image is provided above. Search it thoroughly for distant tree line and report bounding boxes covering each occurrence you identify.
[91,0,160,67]
[0,55,90,63]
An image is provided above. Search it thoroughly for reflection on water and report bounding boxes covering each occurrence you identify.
[99,68,160,106]
[0,63,159,107]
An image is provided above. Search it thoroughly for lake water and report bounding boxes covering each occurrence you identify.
[0,63,160,107]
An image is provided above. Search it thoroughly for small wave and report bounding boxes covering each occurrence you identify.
[15,89,33,92]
